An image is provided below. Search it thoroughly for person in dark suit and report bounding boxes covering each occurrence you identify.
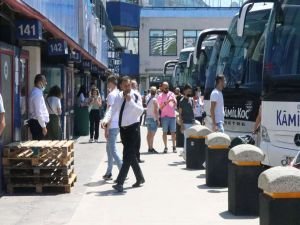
[103,76,145,192]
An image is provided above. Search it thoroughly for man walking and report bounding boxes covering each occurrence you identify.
[29,74,49,140]
[0,93,6,136]
[102,75,122,181]
[178,84,195,156]
[210,74,225,133]
[157,82,177,153]
[146,86,160,154]
[109,76,145,192]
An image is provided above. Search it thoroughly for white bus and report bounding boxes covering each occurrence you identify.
[239,0,300,166]
[195,3,272,139]
[163,37,216,88]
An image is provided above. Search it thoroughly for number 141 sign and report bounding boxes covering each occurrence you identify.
[15,19,42,40]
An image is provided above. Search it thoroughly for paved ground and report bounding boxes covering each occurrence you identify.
[0,127,259,225]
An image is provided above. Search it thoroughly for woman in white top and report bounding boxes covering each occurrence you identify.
[146,86,160,153]
[193,89,205,125]
[88,88,102,143]
[46,85,62,140]
[76,85,87,107]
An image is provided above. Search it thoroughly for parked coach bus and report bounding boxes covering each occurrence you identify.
[239,0,300,166]
[163,37,216,88]
[194,3,272,140]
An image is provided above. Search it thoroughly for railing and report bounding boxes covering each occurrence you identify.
[106,0,245,7]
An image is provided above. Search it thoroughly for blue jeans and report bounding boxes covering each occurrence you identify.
[146,118,158,132]
[161,117,176,133]
[105,128,122,175]
[183,123,194,153]
[217,122,225,133]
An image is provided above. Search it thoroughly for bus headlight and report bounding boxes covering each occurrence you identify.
[261,126,270,142]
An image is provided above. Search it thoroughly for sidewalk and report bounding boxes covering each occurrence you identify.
[69,127,259,225]
[0,127,259,225]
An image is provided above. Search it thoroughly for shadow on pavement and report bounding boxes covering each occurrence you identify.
[182,167,204,171]
[78,141,107,144]
[86,186,136,196]
[168,161,185,166]
[219,211,258,220]
[197,184,227,190]
[84,180,107,187]
[196,174,206,179]
[208,189,228,194]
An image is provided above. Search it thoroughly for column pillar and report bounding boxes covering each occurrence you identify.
[23,46,41,90]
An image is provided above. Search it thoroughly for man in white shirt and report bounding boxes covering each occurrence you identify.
[210,74,226,133]
[102,75,122,181]
[104,76,145,192]
[0,94,6,136]
[29,74,49,140]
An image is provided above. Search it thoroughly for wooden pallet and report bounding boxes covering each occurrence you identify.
[6,173,77,194]
[3,140,74,158]
[4,168,75,185]
[3,159,74,176]
[2,150,74,167]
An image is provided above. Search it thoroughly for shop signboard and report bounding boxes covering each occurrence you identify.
[48,39,68,56]
[82,60,92,70]
[69,50,82,63]
[15,19,42,40]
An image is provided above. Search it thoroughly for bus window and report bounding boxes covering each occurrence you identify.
[217,8,271,89]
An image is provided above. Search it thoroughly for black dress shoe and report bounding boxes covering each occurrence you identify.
[151,148,159,154]
[138,159,145,163]
[112,184,124,192]
[132,179,145,188]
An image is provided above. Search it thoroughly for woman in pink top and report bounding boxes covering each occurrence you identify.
[157,82,177,153]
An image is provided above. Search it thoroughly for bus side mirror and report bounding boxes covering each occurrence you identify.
[237,3,253,37]
[275,3,284,25]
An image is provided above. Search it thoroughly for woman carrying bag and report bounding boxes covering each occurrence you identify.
[88,88,102,143]
[46,85,63,140]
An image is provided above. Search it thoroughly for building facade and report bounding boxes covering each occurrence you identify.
[107,0,242,92]
[0,0,116,143]
[139,7,239,91]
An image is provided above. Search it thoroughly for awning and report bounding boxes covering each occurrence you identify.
[3,0,107,70]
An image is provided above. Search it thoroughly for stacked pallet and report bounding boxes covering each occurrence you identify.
[2,140,77,194]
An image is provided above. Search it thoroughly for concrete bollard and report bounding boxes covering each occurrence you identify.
[185,125,211,170]
[228,144,265,215]
[205,132,231,187]
[258,166,300,225]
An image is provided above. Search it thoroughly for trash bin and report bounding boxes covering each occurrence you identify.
[206,132,231,187]
[74,106,89,136]
[258,167,300,225]
[185,125,211,170]
[228,144,265,216]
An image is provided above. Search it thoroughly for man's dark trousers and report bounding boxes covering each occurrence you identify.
[29,119,44,140]
[116,123,144,185]
[136,124,141,161]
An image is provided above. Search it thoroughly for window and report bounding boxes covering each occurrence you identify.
[149,30,177,56]
[183,30,202,48]
[114,31,139,54]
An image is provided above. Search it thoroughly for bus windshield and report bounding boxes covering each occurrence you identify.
[264,2,300,81]
[179,50,193,62]
[215,8,271,90]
